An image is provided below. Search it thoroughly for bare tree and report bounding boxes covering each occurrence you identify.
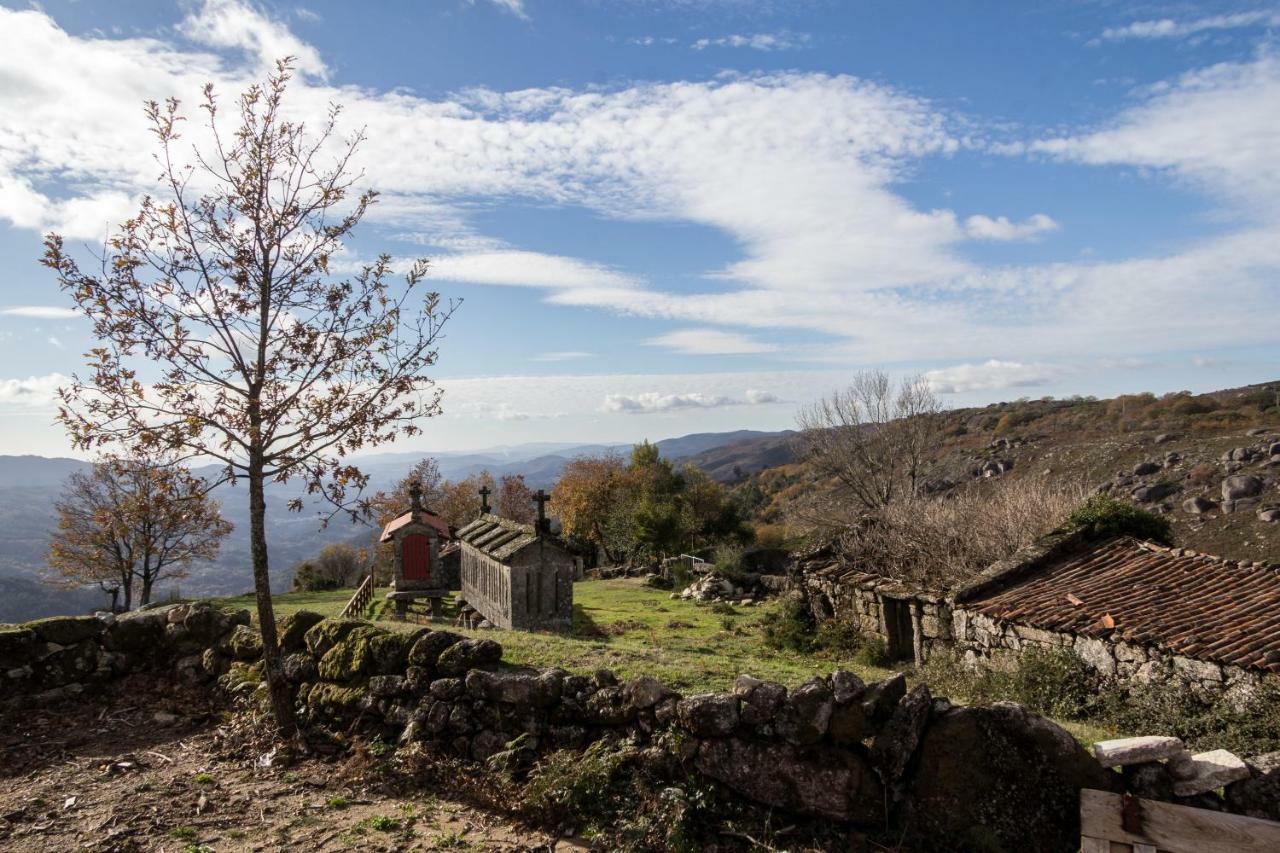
[41,61,456,733]
[45,456,232,610]
[796,370,941,512]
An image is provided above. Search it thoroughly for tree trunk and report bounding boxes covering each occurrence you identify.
[121,574,133,612]
[140,576,152,607]
[249,454,297,735]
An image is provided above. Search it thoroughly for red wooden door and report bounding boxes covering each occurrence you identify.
[403,534,431,582]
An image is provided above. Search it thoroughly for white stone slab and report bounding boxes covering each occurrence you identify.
[1172,749,1251,797]
[1093,735,1186,767]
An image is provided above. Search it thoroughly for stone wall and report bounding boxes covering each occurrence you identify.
[951,608,1267,702]
[5,605,1280,852]
[801,570,953,665]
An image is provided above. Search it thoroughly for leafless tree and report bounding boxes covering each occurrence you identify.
[796,370,941,512]
[41,60,456,733]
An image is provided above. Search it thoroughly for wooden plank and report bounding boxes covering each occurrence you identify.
[1081,837,1110,853]
[1132,845,1156,853]
[1081,789,1280,853]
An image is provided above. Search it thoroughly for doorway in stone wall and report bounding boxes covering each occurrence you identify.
[883,597,916,662]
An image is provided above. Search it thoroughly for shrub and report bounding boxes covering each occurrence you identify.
[291,543,363,591]
[812,618,863,655]
[1066,495,1173,545]
[1098,678,1280,754]
[524,739,632,828]
[920,647,1097,719]
[759,591,815,652]
[853,635,891,669]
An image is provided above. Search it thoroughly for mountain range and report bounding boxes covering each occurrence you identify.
[0,429,793,623]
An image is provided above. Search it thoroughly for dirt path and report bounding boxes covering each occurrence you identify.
[0,684,576,852]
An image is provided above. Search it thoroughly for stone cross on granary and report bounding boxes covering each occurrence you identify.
[479,485,491,516]
[409,480,424,513]
[532,489,551,534]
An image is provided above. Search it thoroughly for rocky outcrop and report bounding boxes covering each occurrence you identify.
[901,701,1116,853]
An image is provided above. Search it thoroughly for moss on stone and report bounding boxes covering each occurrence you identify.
[317,627,383,683]
[303,618,370,659]
[278,610,326,653]
[223,624,264,661]
[304,681,366,716]
[23,615,106,646]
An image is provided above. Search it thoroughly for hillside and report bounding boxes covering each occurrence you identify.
[0,429,787,622]
[743,381,1280,566]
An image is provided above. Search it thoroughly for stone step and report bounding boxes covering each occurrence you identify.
[1092,735,1186,767]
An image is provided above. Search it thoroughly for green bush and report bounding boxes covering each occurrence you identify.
[1066,495,1173,545]
[920,647,1097,719]
[524,739,632,828]
[759,592,815,652]
[1098,679,1280,754]
[812,618,863,655]
[852,635,891,669]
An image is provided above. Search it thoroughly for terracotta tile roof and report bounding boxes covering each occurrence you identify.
[962,537,1280,672]
[379,509,451,543]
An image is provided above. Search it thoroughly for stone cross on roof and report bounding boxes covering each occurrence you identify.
[409,480,423,513]
[479,485,491,515]
[533,489,551,533]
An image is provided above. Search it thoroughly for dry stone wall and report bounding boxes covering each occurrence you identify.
[5,605,1280,851]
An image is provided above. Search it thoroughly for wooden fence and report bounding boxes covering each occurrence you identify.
[339,573,375,619]
[1081,789,1280,853]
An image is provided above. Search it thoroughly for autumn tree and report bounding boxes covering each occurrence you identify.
[435,471,496,530]
[495,473,535,524]
[796,370,941,512]
[292,542,364,591]
[551,453,625,562]
[45,456,232,610]
[42,61,455,733]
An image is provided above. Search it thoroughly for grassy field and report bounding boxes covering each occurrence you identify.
[218,578,1120,744]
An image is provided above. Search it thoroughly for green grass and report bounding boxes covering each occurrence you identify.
[218,587,375,620]
[383,578,895,693]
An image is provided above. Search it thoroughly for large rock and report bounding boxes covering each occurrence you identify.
[734,675,786,727]
[677,693,739,737]
[1183,496,1217,515]
[466,669,561,707]
[696,738,882,822]
[182,603,249,646]
[222,624,263,661]
[0,626,36,670]
[316,626,382,682]
[901,702,1114,853]
[23,615,106,646]
[870,684,932,790]
[303,619,369,659]
[436,638,502,676]
[1222,475,1265,501]
[1225,752,1280,821]
[1132,461,1161,476]
[407,630,463,671]
[277,610,325,653]
[1092,735,1186,767]
[1172,749,1251,797]
[862,672,907,726]
[105,609,169,653]
[1132,482,1177,503]
[775,679,833,745]
[624,676,673,711]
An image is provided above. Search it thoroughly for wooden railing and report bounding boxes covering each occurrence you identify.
[1081,789,1280,853]
[339,573,375,619]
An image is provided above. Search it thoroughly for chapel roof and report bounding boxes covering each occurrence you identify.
[455,513,565,562]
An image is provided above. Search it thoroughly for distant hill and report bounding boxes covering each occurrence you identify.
[0,428,788,622]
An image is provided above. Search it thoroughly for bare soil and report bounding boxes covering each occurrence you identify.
[0,679,577,852]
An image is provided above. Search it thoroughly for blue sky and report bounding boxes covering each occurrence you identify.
[1,0,1279,457]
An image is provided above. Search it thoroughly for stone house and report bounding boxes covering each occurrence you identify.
[803,529,1280,699]
[455,511,576,632]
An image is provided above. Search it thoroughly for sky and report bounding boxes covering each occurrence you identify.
[1,0,1279,458]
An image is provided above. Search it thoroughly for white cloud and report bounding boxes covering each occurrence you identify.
[430,251,642,290]
[1099,12,1280,42]
[645,328,777,355]
[1027,55,1280,216]
[179,0,327,78]
[2,4,1279,375]
[745,388,780,404]
[963,213,1059,241]
[47,336,64,349]
[924,360,1067,394]
[602,391,738,412]
[0,306,80,319]
[692,32,811,51]
[479,0,529,19]
[532,351,595,362]
[0,373,69,408]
